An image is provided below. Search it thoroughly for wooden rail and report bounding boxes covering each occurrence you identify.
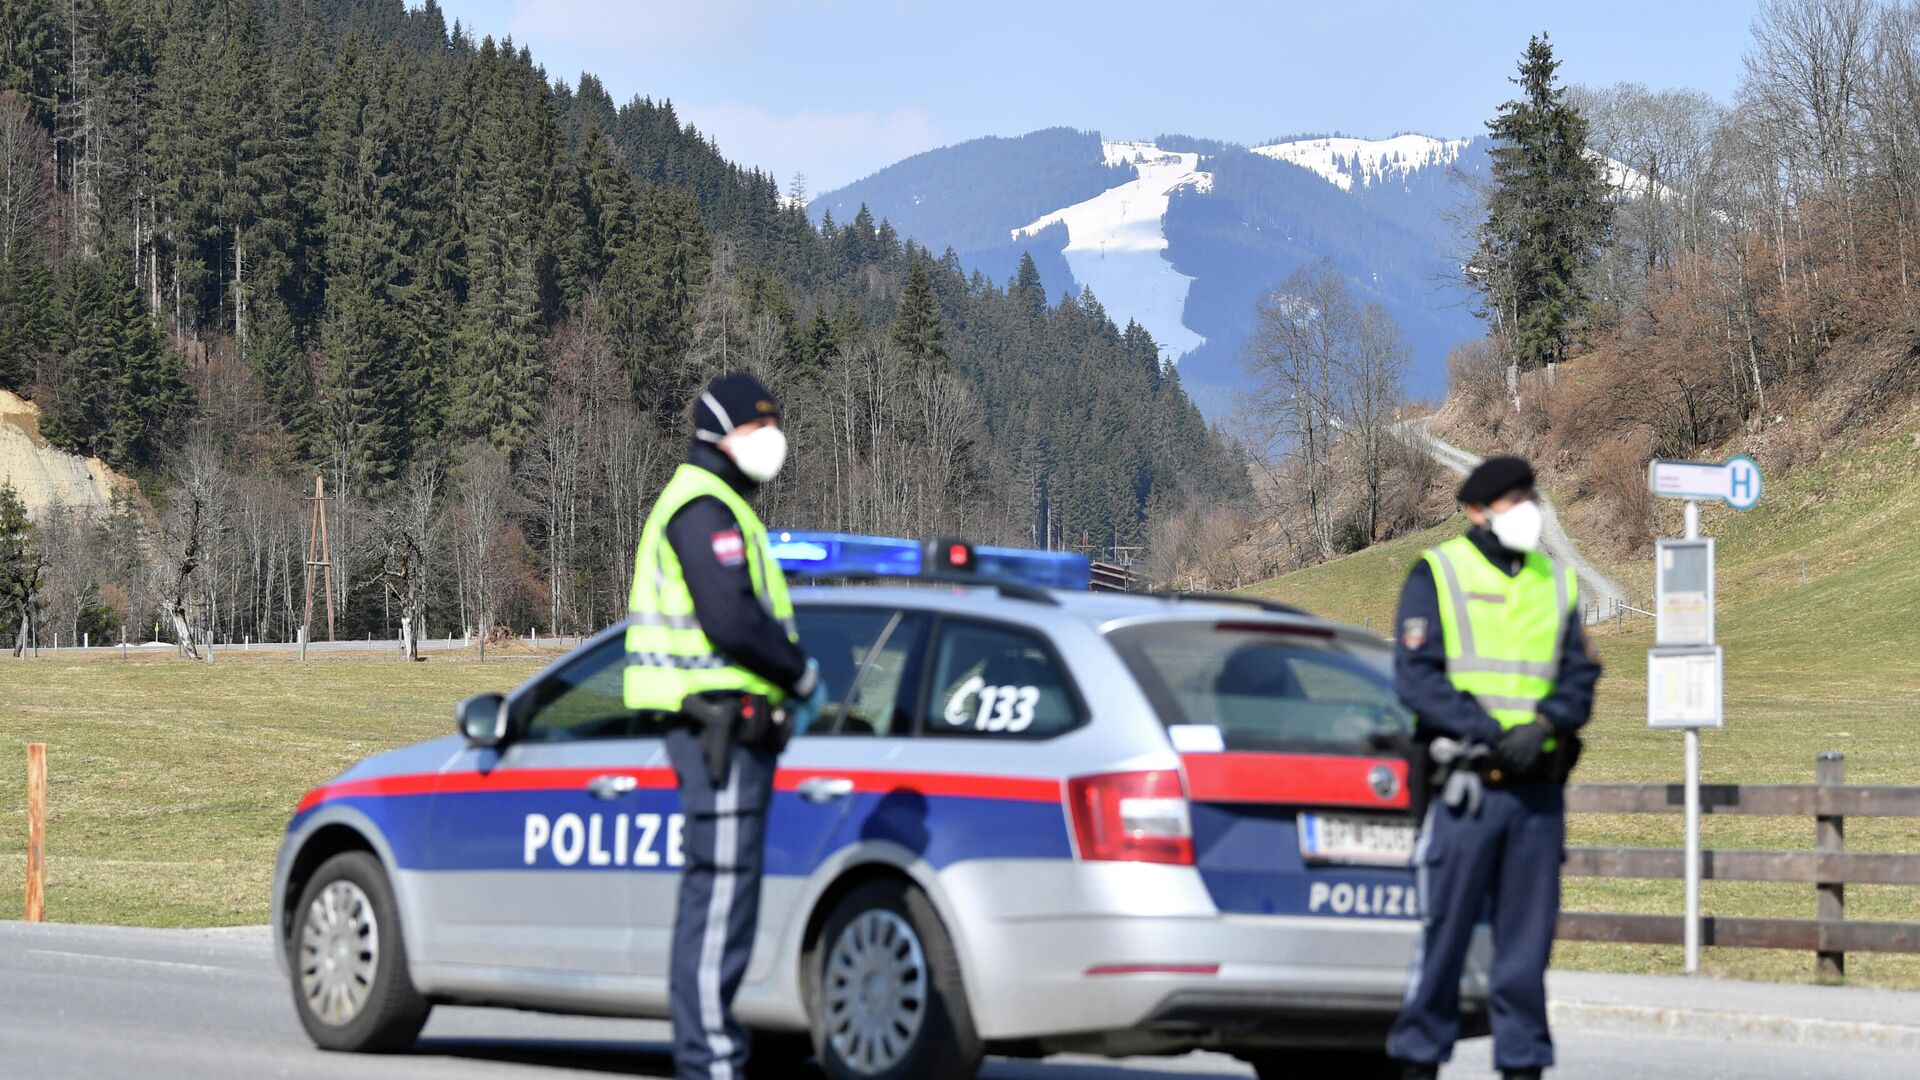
[1559,753,1920,975]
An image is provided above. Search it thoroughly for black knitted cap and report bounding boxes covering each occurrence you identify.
[1457,455,1535,505]
[694,373,780,443]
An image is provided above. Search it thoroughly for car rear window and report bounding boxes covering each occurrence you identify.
[1107,622,1412,753]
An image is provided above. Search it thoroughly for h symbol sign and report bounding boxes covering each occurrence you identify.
[1724,457,1761,510]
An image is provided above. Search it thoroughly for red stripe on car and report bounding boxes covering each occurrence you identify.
[1181,752,1409,809]
[299,765,1061,814]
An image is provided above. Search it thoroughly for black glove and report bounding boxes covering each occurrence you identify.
[1493,720,1551,779]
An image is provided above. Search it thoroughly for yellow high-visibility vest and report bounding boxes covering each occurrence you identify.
[623,464,797,711]
[1421,534,1575,732]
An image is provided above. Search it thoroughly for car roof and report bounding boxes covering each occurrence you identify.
[789,582,1389,647]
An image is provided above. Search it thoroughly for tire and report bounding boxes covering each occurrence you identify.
[807,879,981,1080]
[287,850,431,1052]
[1248,1048,1401,1080]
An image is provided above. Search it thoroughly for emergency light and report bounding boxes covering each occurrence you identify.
[768,532,922,577]
[770,530,1091,591]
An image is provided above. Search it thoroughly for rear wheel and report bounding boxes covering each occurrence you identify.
[288,850,431,1052]
[808,879,981,1080]
[1248,1048,1402,1080]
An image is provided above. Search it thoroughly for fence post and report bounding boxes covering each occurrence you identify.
[1817,751,1846,979]
[26,743,45,922]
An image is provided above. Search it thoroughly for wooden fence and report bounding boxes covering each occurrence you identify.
[1558,752,1920,975]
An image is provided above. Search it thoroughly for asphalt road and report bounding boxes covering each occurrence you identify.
[4,922,1917,1079]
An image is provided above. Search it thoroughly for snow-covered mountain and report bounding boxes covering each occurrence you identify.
[1011,142,1215,362]
[1251,134,1472,191]
[812,128,1491,417]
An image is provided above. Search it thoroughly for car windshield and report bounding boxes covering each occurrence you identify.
[1107,622,1413,754]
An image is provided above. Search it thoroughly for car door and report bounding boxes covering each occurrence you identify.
[741,605,931,979]
[423,634,676,979]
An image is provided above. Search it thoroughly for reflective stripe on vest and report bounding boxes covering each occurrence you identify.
[623,463,797,711]
[1422,534,1575,730]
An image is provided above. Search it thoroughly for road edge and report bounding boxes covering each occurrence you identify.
[1551,998,1920,1053]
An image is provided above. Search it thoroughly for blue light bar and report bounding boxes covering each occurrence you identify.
[974,545,1092,590]
[770,529,1092,591]
[770,531,922,578]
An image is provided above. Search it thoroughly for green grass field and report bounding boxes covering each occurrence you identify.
[0,651,541,926]
[1240,430,1920,986]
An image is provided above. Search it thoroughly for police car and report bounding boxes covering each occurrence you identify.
[272,534,1490,1079]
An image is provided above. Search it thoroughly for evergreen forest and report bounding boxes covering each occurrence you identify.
[0,0,1247,648]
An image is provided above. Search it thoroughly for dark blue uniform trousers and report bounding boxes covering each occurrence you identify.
[1388,780,1565,1071]
[665,728,778,1080]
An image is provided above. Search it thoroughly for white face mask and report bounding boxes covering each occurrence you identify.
[724,425,788,484]
[1489,499,1543,553]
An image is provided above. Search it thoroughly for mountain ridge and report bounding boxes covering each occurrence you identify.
[813,128,1488,419]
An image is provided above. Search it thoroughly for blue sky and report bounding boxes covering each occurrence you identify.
[430,0,1758,194]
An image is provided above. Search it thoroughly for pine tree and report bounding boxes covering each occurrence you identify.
[1472,34,1611,371]
[448,39,548,449]
[317,38,409,485]
[106,252,189,469]
[0,479,42,653]
[0,0,61,125]
[890,256,948,365]
[0,233,49,389]
[40,256,114,456]
[1011,252,1048,318]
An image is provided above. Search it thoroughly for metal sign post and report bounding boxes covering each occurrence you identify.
[1647,458,1761,974]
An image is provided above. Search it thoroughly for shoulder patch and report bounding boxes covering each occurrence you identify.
[1400,617,1429,650]
[710,529,746,567]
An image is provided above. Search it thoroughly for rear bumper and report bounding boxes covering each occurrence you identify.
[939,861,1490,1049]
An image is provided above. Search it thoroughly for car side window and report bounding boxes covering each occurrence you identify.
[794,607,927,737]
[517,637,665,742]
[924,620,1081,739]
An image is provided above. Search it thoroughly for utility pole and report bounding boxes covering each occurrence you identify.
[303,474,337,643]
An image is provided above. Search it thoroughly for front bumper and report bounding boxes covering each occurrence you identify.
[939,860,1490,1049]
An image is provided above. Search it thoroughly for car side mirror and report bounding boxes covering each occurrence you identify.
[456,693,510,747]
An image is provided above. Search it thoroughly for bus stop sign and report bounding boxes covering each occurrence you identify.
[1649,455,1763,510]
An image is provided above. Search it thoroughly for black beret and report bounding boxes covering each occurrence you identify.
[1457,455,1535,505]
[694,373,781,442]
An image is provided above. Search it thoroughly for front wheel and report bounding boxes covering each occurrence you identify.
[808,879,981,1080]
[288,850,431,1052]
[1247,1048,1402,1080]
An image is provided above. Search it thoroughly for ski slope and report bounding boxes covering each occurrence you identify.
[1252,134,1470,191]
[1012,141,1211,363]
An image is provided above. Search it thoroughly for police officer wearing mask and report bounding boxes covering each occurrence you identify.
[1386,456,1601,1080]
[624,373,828,1080]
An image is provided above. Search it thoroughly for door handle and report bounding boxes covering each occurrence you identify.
[796,777,856,804]
[587,774,639,800]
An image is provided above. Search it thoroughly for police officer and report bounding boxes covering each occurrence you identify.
[1386,456,1601,1080]
[624,373,827,1080]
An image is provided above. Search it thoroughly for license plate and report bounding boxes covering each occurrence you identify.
[1298,813,1415,866]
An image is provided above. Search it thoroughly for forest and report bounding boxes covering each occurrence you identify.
[0,0,1246,650]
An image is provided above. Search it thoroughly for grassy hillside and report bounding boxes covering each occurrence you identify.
[1238,519,1463,635]
[1240,429,1920,985]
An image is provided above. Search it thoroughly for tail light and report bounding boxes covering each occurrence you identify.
[1067,769,1193,865]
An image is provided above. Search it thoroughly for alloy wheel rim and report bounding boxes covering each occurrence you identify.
[298,879,380,1027]
[822,908,928,1074]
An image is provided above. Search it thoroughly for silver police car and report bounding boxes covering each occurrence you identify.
[272,537,1490,1080]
